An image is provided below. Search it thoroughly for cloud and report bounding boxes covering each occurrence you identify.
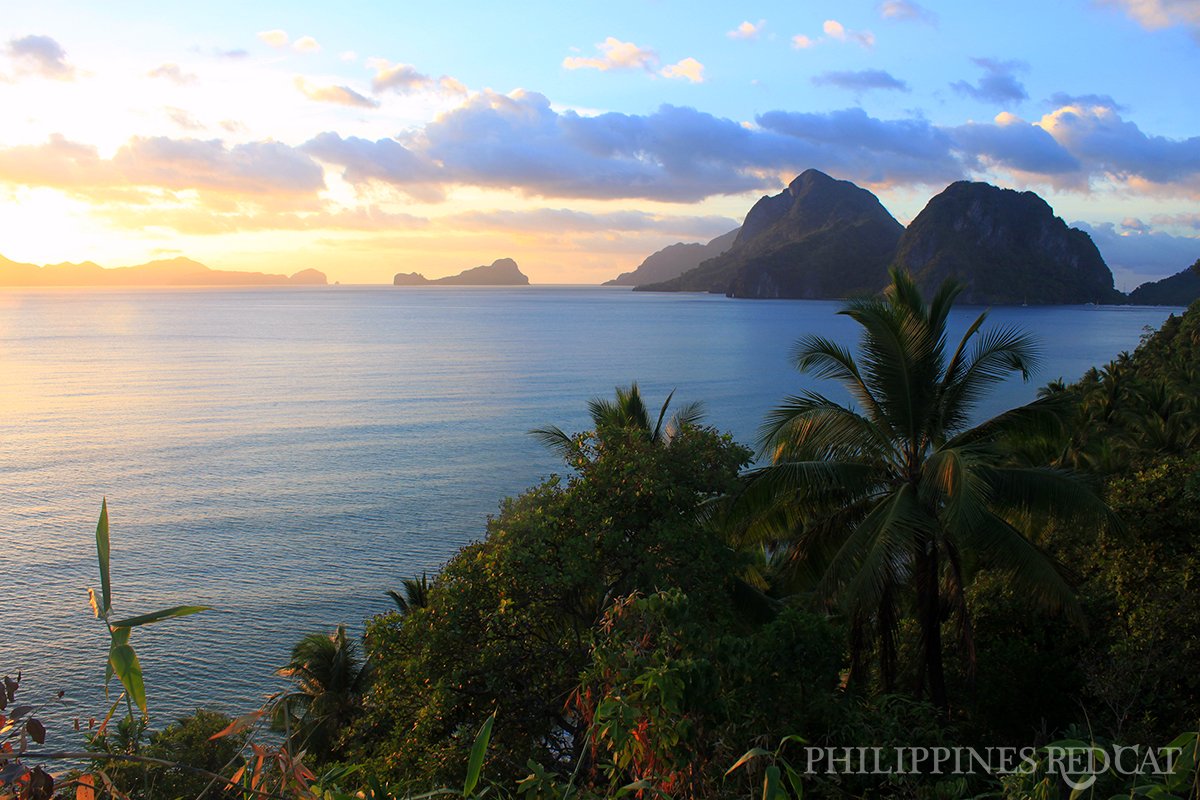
[756,107,962,185]
[1039,103,1200,188]
[1074,220,1200,284]
[727,20,765,40]
[257,29,289,48]
[951,57,1028,105]
[792,20,875,49]
[1103,0,1200,39]
[0,133,325,202]
[292,36,321,53]
[561,38,702,83]
[165,107,206,131]
[5,34,76,80]
[824,19,876,47]
[1047,92,1126,111]
[562,37,659,72]
[92,205,430,236]
[661,57,704,83]
[6,89,1200,216]
[148,63,197,85]
[812,69,909,93]
[1151,212,1200,230]
[448,208,738,237]
[294,77,380,108]
[878,0,938,24]
[113,137,325,196]
[303,131,442,200]
[950,113,1082,175]
[369,59,466,96]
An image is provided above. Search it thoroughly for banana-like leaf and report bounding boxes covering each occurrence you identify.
[726,747,771,776]
[103,627,130,688]
[108,642,146,715]
[763,765,783,800]
[95,500,112,616]
[110,605,211,628]
[463,713,494,797]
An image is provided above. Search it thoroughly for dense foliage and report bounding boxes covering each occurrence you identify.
[354,414,770,788]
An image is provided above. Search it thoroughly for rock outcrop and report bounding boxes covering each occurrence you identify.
[893,182,1119,305]
[635,170,904,298]
[1127,260,1200,306]
[604,229,738,286]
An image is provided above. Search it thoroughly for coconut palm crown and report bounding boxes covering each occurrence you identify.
[742,269,1112,713]
[531,382,704,461]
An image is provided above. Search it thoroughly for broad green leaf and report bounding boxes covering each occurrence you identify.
[95,500,112,616]
[110,605,211,628]
[463,712,494,797]
[763,765,783,800]
[105,628,130,688]
[108,642,146,715]
[784,764,805,800]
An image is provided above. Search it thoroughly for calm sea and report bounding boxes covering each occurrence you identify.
[0,286,1178,733]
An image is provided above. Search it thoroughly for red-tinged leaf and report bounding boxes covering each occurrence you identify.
[8,706,33,722]
[229,765,246,785]
[207,710,263,741]
[75,774,95,800]
[26,718,46,745]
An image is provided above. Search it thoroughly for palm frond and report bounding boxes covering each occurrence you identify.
[529,424,581,461]
[951,511,1083,623]
[758,391,894,462]
[939,325,1042,432]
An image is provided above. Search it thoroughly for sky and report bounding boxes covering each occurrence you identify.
[1,0,1199,287]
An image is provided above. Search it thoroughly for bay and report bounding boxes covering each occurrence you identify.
[0,285,1178,731]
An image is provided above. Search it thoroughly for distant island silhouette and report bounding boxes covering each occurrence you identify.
[394,258,529,286]
[0,254,327,287]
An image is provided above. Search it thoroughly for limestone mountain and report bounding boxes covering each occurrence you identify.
[394,257,529,286]
[0,254,327,286]
[893,182,1119,305]
[603,229,738,286]
[635,170,904,298]
[1127,260,1200,306]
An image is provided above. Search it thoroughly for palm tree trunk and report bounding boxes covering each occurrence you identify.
[915,540,949,716]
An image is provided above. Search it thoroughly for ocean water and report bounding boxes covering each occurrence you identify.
[0,285,1179,733]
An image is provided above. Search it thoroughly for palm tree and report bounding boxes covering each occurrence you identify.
[531,382,703,461]
[386,572,430,615]
[275,625,371,761]
[739,270,1112,713]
